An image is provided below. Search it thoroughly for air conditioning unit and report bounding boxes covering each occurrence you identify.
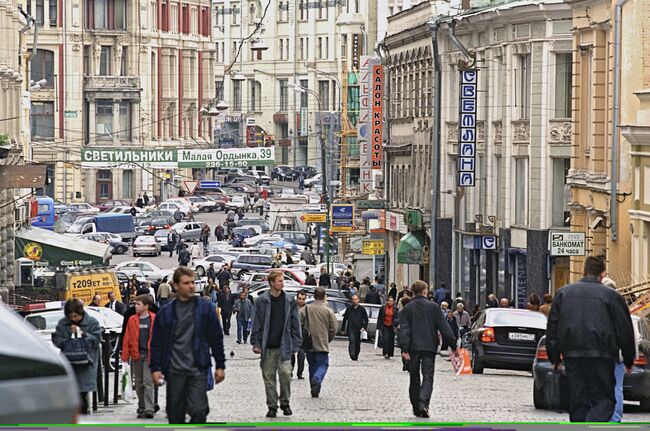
[15,202,28,224]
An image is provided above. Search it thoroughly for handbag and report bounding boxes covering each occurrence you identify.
[301,306,312,351]
[61,332,92,365]
[545,370,563,410]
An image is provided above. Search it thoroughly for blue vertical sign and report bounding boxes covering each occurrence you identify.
[458,69,478,187]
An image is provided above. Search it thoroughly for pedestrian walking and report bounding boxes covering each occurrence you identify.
[51,299,102,415]
[190,241,203,263]
[136,194,144,209]
[217,285,235,336]
[216,264,232,290]
[364,285,381,305]
[175,238,185,256]
[378,296,398,359]
[539,294,553,316]
[234,291,254,344]
[397,295,412,371]
[527,293,541,312]
[250,271,302,418]
[499,297,511,308]
[441,309,460,354]
[150,267,226,424]
[398,280,458,418]
[300,246,316,265]
[318,267,331,287]
[299,287,337,398]
[167,230,177,258]
[546,256,636,422]
[121,294,156,419]
[304,274,317,286]
[143,192,150,207]
[156,277,173,308]
[200,224,210,248]
[215,224,225,241]
[206,263,217,284]
[341,294,368,360]
[291,290,307,379]
[453,303,471,338]
[387,282,398,302]
[486,293,499,308]
[178,245,191,267]
[130,204,138,217]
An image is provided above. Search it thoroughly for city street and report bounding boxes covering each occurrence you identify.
[81,337,650,424]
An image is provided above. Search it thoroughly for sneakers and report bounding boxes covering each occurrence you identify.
[413,407,430,418]
[310,378,320,398]
[281,405,292,416]
[266,408,277,418]
[143,412,154,419]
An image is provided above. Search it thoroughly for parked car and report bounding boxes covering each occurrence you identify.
[115,260,172,281]
[171,221,208,242]
[248,169,271,185]
[131,235,161,256]
[105,206,143,215]
[240,271,302,287]
[334,302,381,338]
[467,308,547,374]
[144,217,175,234]
[304,173,322,188]
[163,199,195,215]
[237,218,269,233]
[201,193,229,210]
[231,254,274,279]
[0,303,79,423]
[96,199,132,212]
[94,232,129,254]
[293,165,318,179]
[225,195,248,211]
[233,226,260,238]
[533,315,650,411]
[153,228,172,251]
[272,231,312,248]
[68,202,100,214]
[271,166,295,181]
[191,255,228,277]
[187,196,217,212]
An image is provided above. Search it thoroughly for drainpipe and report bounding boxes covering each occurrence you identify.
[610,0,630,242]
[428,19,442,289]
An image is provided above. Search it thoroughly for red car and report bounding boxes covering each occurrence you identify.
[96,199,132,212]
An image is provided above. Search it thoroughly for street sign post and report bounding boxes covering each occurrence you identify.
[199,180,221,189]
[300,213,327,223]
[330,204,354,232]
[182,180,199,195]
[549,231,586,256]
[361,239,384,255]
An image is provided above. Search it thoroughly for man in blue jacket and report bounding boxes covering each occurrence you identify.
[150,267,226,424]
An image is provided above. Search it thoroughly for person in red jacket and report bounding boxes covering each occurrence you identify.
[122,294,156,419]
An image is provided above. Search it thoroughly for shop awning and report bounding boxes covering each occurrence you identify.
[16,227,110,268]
[397,230,427,264]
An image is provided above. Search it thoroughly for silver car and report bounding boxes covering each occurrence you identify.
[171,221,207,242]
[0,303,79,423]
[132,235,161,256]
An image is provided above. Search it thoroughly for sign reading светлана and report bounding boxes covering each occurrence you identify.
[80,147,275,169]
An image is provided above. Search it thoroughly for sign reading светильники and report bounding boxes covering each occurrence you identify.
[80,147,275,169]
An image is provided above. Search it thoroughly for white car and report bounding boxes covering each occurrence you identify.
[115,261,173,281]
[187,196,217,212]
[191,255,228,277]
[243,234,282,247]
[132,235,161,256]
[304,173,322,188]
[166,198,198,214]
[158,202,185,216]
[105,205,143,214]
[316,262,349,277]
[225,195,247,211]
[68,202,100,214]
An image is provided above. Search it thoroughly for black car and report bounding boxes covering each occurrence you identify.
[144,217,175,234]
[467,308,547,374]
[271,166,295,181]
[533,315,650,411]
[293,166,318,179]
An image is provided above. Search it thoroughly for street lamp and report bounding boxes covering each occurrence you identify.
[288,82,332,274]
[231,71,246,82]
[250,38,269,52]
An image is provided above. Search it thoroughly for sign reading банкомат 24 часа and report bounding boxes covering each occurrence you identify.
[549,231,586,256]
[81,147,275,169]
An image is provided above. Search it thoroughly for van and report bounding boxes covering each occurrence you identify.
[31,197,56,231]
[66,213,136,240]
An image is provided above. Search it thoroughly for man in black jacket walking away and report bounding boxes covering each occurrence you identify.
[217,285,235,335]
[398,280,457,418]
[546,256,635,422]
[341,295,368,360]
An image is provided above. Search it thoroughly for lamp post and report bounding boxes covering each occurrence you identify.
[288,82,331,275]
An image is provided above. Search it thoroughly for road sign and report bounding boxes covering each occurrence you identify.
[549,231,586,256]
[199,180,221,189]
[482,236,497,250]
[357,199,385,209]
[328,255,343,263]
[183,180,199,195]
[300,213,327,223]
[330,204,354,232]
[329,180,341,186]
[362,239,384,255]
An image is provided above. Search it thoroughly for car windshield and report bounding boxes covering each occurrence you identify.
[135,237,156,244]
[67,216,93,233]
[486,309,547,329]
[154,229,170,238]
[25,311,64,331]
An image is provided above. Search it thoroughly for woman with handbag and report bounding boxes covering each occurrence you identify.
[52,299,102,415]
[377,296,398,359]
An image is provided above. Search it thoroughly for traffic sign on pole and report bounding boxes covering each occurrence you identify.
[199,180,221,189]
[330,204,354,232]
[183,180,199,195]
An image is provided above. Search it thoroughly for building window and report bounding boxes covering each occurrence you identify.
[170,4,178,32]
[97,170,112,200]
[514,157,528,225]
[49,0,58,26]
[515,54,531,120]
[299,38,305,60]
[85,0,126,29]
[318,37,323,59]
[233,80,242,111]
[99,46,111,75]
[250,80,261,112]
[554,53,572,119]
[30,49,54,89]
[341,34,348,58]
[83,45,90,75]
[96,99,113,138]
[119,101,131,141]
[318,80,329,111]
[231,4,238,25]
[216,79,224,101]
[278,1,287,21]
[318,0,327,19]
[279,78,288,111]
[551,158,570,227]
[280,39,284,60]
[35,0,44,25]
[161,1,169,30]
[120,46,127,76]
[31,101,54,138]
[299,79,308,108]
[122,170,133,198]
[299,0,307,20]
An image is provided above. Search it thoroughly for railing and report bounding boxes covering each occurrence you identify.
[84,76,141,90]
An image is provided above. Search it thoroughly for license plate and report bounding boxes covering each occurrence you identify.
[508,332,535,341]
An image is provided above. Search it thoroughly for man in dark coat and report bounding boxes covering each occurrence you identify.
[341,295,368,360]
[546,256,636,422]
[318,268,331,287]
[105,291,126,315]
[216,264,232,290]
[178,246,191,267]
[217,285,235,335]
[364,285,381,305]
[399,280,457,419]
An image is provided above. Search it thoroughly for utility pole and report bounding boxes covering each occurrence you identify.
[428,20,442,289]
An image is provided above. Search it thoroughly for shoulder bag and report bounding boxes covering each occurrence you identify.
[301,305,312,351]
[62,331,92,365]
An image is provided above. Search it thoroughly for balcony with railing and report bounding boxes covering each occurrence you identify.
[84,76,141,94]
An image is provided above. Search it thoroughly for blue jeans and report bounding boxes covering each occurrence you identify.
[306,351,329,385]
[612,361,625,422]
[236,318,249,342]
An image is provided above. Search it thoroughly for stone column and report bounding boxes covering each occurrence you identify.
[113,98,120,143]
[88,98,97,144]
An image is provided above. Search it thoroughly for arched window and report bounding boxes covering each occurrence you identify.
[250,80,262,112]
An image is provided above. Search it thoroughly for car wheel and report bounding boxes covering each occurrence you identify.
[640,397,650,412]
[471,347,484,374]
[133,253,138,257]
[202,207,209,212]
[196,266,205,277]
[533,381,546,409]
[115,245,127,254]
